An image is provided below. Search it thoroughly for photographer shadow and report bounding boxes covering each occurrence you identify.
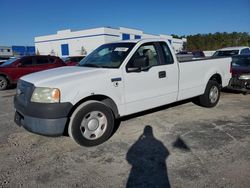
[126,125,171,188]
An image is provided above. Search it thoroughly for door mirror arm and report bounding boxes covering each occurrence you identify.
[127,67,141,72]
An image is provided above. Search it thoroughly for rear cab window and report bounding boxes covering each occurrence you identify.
[159,42,174,65]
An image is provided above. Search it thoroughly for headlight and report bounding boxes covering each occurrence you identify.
[31,87,60,103]
[238,74,250,80]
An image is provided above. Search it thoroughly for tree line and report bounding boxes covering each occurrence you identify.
[172,32,250,51]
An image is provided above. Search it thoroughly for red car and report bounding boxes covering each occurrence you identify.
[0,55,66,90]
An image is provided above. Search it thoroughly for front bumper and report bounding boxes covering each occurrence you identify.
[14,80,73,136]
[227,77,250,94]
[14,111,68,136]
[14,100,73,136]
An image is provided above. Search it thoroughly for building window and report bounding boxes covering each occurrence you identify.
[122,33,130,40]
[135,35,141,39]
[7,49,10,52]
[61,44,69,56]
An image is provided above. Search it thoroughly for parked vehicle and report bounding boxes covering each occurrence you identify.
[212,46,250,57]
[192,51,205,58]
[61,56,85,66]
[0,55,66,90]
[14,39,232,147]
[176,50,205,61]
[176,51,193,61]
[227,55,250,94]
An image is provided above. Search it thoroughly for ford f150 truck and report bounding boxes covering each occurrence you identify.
[14,39,232,147]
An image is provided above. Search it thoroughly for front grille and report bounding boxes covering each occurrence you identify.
[16,80,34,107]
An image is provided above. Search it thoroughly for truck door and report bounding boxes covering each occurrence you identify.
[123,42,179,115]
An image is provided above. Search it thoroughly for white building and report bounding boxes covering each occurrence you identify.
[0,46,13,57]
[35,27,186,57]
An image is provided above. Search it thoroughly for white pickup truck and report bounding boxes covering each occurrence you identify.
[14,39,232,147]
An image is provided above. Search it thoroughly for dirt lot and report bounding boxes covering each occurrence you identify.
[0,89,250,188]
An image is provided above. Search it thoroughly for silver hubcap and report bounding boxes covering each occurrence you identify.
[80,111,107,140]
[0,79,6,89]
[209,86,219,103]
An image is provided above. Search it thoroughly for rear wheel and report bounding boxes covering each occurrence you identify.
[68,101,115,147]
[0,76,8,91]
[196,80,220,107]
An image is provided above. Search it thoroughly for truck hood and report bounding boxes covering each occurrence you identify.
[21,66,111,86]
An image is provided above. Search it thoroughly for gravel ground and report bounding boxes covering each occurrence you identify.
[0,89,250,188]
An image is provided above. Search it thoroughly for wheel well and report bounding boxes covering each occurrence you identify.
[63,95,119,136]
[209,74,222,85]
[0,74,9,84]
[68,95,119,119]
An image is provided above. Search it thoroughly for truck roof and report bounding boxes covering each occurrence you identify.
[217,46,249,51]
[109,38,168,44]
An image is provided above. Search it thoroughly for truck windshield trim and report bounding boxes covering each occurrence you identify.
[79,43,136,69]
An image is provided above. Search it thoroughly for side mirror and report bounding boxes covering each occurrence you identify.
[127,56,149,72]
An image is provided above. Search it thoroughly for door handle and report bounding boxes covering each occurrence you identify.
[158,71,166,78]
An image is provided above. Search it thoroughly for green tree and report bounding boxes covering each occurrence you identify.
[186,32,250,51]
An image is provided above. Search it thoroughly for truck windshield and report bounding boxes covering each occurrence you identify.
[79,43,135,68]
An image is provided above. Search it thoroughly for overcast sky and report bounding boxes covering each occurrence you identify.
[1,0,249,46]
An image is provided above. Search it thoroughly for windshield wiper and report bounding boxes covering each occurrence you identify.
[80,63,102,68]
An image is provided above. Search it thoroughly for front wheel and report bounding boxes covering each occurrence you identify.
[68,101,115,147]
[0,76,8,91]
[195,80,221,108]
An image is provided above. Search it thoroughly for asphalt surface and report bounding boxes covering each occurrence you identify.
[0,89,250,188]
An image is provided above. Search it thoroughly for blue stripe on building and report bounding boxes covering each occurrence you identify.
[35,34,120,44]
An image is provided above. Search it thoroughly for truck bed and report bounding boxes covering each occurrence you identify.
[177,57,232,101]
[178,56,229,63]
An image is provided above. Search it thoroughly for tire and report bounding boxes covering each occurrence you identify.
[68,101,115,147]
[196,80,220,108]
[0,76,8,91]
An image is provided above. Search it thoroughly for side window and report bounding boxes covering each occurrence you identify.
[36,57,49,65]
[240,48,250,55]
[127,43,159,69]
[48,58,56,64]
[160,42,174,64]
[21,57,33,66]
